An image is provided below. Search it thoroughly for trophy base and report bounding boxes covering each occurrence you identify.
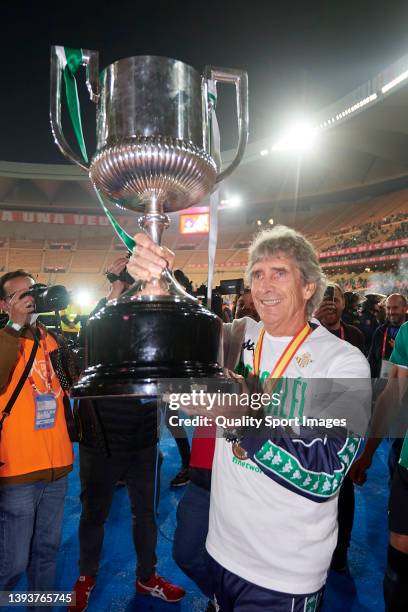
[72,296,230,399]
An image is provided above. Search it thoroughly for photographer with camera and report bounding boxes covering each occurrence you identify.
[0,270,74,594]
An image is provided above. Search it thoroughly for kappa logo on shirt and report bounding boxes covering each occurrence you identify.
[242,338,255,352]
[295,352,313,368]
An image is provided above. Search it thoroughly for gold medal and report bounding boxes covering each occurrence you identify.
[232,443,248,461]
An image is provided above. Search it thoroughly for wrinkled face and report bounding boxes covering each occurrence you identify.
[386,296,406,326]
[320,286,345,327]
[250,253,315,333]
[0,275,35,316]
[235,291,259,321]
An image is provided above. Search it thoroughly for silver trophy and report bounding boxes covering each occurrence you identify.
[50,49,249,398]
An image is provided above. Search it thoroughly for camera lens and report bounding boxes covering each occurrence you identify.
[38,285,70,312]
[24,284,70,313]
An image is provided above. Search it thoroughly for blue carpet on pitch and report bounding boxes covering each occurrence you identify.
[14,439,390,611]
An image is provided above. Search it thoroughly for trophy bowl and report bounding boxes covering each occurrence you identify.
[50,48,248,398]
[90,136,217,212]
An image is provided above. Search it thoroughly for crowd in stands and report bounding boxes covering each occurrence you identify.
[329,271,407,294]
[332,275,369,291]
[322,245,408,264]
[323,211,408,251]
[388,221,408,240]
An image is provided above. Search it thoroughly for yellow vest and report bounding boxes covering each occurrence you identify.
[60,304,81,333]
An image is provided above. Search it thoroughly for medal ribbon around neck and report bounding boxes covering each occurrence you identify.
[253,322,312,383]
[231,322,312,461]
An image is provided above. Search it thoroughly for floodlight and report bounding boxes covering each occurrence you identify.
[271,121,317,152]
[73,289,93,307]
[220,196,241,208]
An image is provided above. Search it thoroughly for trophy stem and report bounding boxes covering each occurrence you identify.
[120,195,196,301]
[138,195,170,245]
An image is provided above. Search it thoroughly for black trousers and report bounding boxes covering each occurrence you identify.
[164,410,191,468]
[335,474,355,555]
[78,444,160,581]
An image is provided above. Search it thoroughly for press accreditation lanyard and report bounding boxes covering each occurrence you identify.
[340,323,345,341]
[19,328,54,396]
[253,322,312,383]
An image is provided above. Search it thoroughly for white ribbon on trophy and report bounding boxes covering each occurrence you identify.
[207,80,221,309]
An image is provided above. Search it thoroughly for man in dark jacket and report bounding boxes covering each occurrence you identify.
[315,283,364,351]
[359,294,383,355]
[368,293,407,479]
[368,294,407,379]
[70,256,185,611]
[314,283,365,573]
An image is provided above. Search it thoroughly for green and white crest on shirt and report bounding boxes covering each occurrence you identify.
[235,362,308,420]
[253,436,360,498]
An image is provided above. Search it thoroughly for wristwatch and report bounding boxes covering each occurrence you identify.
[6,319,23,332]
[105,271,120,283]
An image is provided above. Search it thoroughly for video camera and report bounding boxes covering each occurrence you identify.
[218,278,244,296]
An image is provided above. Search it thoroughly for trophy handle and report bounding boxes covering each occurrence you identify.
[50,46,99,172]
[203,66,249,184]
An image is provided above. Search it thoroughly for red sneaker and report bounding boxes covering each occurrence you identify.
[136,574,185,602]
[69,575,96,612]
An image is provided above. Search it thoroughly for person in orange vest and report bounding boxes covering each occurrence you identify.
[0,270,74,594]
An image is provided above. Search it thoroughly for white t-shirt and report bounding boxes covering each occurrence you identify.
[206,317,371,594]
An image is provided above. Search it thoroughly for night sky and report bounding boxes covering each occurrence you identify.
[2,0,408,164]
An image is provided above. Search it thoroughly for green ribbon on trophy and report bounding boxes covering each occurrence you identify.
[55,46,136,252]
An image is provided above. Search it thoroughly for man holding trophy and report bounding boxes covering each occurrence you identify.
[128,226,371,610]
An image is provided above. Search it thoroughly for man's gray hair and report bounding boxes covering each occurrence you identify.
[246,225,327,318]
